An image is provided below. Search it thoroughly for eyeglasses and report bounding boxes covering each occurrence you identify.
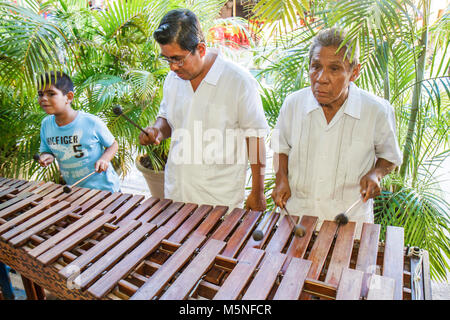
[159,51,192,67]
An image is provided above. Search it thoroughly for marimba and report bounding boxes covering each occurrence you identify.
[0,176,432,300]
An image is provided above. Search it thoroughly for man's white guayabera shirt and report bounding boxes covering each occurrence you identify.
[158,51,269,210]
[271,82,402,237]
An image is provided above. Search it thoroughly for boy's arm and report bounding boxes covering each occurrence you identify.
[95,140,118,173]
[245,136,266,211]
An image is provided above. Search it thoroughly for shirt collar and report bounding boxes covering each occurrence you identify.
[306,82,361,119]
[202,49,225,86]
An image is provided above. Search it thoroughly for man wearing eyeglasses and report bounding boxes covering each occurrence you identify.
[139,9,269,213]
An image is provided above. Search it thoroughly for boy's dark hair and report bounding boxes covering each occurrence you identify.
[153,9,205,52]
[38,71,74,94]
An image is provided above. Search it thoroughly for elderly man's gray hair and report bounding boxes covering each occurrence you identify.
[309,27,360,68]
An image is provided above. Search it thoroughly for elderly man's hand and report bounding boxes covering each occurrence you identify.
[359,171,381,202]
[271,177,291,209]
[245,190,267,212]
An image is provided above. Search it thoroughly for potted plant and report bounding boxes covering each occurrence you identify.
[135,141,169,199]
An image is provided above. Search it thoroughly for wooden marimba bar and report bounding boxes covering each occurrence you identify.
[0,176,432,300]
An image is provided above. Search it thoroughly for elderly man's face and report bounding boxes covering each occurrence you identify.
[309,45,360,108]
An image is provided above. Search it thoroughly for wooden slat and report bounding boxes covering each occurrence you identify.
[193,205,228,236]
[242,251,287,300]
[77,190,111,214]
[42,186,66,200]
[382,226,404,300]
[67,189,101,208]
[36,213,115,265]
[221,210,261,258]
[28,209,104,258]
[306,220,339,280]
[238,211,280,258]
[90,192,122,211]
[117,197,159,224]
[150,201,186,227]
[35,183,60,197]
[73,222,156,290]
[355,222,381,298]
[168,205,213,243]
[280,215,318,273]
[8,206,74,246]
[366,274,395,300]
[0,198,59,235]
[87,226,172,299]
[0,201,71,241]
[0,193,43,219]
[31,182,57,195]
[162,203,198,230]
[111,194,145,223]
[421,250,432,300]
[102,193,133,215]
[214,248,265,300]
[210,208,247,241]
[60,187,90,203]
[335,268,364,300]
[273,258,312,300]
[137,199,173,223]
[17,181,44,194]
[0,187,16,199]
[325,221,356,286]
[160,239,226,300]
[130,234,207,300]
[0,192,35,212]
[59,219,141,279]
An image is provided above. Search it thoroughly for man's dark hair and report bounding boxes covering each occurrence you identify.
[38,71,74,94]
[153,9,205,52]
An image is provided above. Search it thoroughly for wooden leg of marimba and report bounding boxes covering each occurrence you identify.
[20,276,46,300]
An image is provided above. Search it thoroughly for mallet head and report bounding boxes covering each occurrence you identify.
[334,213,349,225]
[252,230,264,241]
[63,185,72,193]
[33,153,40,162]
[112,105,123,116]
[294,224,306,237]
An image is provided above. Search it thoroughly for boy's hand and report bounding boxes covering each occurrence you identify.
[38,153,54,167]
[95,159,109,173]
[139,127,163,146]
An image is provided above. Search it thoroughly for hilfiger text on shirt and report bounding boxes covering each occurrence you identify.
[46,135,79,145]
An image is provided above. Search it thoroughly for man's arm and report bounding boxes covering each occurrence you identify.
[245,136,266,211]
[271,152,291,208]
[360,158,396,202]
[139,117,172,146]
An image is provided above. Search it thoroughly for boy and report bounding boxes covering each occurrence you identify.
[36,71,120,193]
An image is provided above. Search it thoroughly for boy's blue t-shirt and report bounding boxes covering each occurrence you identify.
[39,111,120,192]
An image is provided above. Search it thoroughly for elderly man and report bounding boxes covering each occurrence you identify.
[139,9,269,211]
[271,28,402,236]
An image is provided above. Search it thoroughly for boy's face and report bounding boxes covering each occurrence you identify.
[38,84,73,115]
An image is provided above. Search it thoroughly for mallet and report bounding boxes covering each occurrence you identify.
[63,171,97,193]
[252,206,277,241]
[283,207,306,237]
[334,197,362,226]
[113,105,149,136]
